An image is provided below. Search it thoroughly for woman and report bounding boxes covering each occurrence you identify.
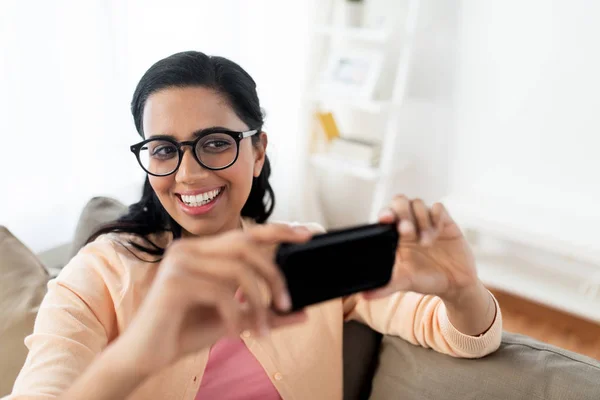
[9,51,501,400]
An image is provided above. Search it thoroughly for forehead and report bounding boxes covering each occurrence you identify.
[142,86,248,140]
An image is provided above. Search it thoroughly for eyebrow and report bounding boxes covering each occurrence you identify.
[149,126,234,141]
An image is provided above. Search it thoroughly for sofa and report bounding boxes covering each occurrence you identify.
[2,197,600,399]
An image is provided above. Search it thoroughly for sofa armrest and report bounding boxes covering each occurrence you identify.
[369,331,600,400]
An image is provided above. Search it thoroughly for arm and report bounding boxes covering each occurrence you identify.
[343,284,501,358]
[343,196,503,358]
[9,225,312,399]
[7,239,140,399]
[55,338,149,400]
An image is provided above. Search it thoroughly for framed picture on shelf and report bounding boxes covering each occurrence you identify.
[318,48,384,101]
[361,0,401,31]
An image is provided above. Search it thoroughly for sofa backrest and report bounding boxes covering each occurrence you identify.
[0,227,49,397]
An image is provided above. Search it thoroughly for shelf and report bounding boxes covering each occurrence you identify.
[310,154,380,181]
[310,91,394,114]
[314,24,391,43]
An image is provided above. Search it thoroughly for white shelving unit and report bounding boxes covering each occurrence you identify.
[309,90,395,114]
[310,153,380,181]
[313,24,393,43]
[305,0,421,223]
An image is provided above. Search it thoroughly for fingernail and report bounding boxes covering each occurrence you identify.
[279,292,292,311]
[378,209,395,220]
[293,226,311,234]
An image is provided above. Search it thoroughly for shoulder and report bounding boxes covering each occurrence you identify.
[56,232,170,303]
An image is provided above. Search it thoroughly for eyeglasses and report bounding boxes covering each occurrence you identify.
[130,128,258,177]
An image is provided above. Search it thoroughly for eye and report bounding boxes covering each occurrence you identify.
[198,134,236,153]
[204,140,231,149]
[150,143,178,159]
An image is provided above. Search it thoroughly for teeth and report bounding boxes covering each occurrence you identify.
[181,188,222,207]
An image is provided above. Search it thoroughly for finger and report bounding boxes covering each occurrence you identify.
[193,233,292,314]
[219,259,272,336]
[377,207,396,224]
[268,310,308,329]
[429,202,448,242]
[411,199,434,246]
[225,261,271,336]
[189,280,241,336]
[234,239,293,313]
[389,195,417,241]
[431,202,453,229]
[249,223,313,244]
[216,296,244,337]
[179,249,271,336]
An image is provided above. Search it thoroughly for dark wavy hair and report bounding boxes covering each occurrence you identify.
[89,51,275,256]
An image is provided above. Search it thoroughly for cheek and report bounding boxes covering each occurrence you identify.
[149,176,174,199]
[220,147,256,193]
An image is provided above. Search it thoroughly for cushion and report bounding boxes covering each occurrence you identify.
[0,227,49,397]
[69,196,127,257]
[370,331,600,400]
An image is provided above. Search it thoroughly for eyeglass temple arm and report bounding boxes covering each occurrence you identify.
[241,129,259,138]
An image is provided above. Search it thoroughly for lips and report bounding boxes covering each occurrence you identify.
[175,186,225,216]
[177,187,223,207]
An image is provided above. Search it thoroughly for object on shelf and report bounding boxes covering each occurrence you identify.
[315,111,341,142]
[344,0,365,27]
[319,47,384,101]
[326,137,380,168]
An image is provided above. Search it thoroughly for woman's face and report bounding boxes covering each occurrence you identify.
[143,86,267,236]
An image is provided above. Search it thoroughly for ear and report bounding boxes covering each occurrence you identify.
[253,132,268,178]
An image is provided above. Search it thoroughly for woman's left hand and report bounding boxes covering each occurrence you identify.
[363,195,478,302]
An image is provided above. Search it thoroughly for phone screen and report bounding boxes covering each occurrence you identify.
[276,223,398,312]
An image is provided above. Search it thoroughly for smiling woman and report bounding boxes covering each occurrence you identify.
[8,51,501,400]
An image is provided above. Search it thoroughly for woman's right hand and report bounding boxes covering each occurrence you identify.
[115,223,312,378]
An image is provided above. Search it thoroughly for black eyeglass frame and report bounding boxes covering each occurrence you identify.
[130,128,259,176]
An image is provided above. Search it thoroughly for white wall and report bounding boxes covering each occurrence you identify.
[453,0,600,219]
[1,0,315,253]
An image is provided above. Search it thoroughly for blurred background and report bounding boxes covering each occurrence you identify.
[2,0,600,357]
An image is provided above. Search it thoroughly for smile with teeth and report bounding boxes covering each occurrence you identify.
[180,188,223,207]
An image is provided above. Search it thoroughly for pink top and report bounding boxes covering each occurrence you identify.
[195,338,281,400]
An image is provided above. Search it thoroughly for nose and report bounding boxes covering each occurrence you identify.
[175,147,210,184]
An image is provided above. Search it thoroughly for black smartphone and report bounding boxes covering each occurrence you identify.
[275,222,399,312]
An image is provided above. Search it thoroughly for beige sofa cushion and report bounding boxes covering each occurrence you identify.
[0,227,49,397]
[69,196,127,258]
[370,331,600,400]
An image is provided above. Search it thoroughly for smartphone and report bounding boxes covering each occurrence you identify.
[275,222,399,312]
